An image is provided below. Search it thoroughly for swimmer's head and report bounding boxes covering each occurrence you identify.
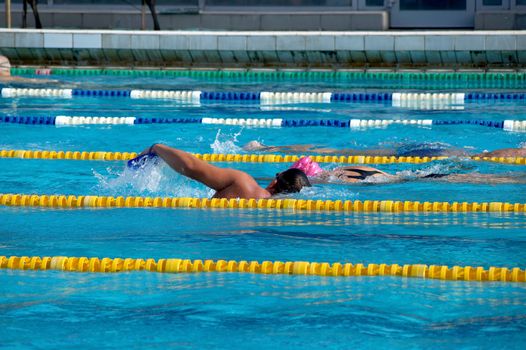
[290,156,323,177]
[0,55,11,77]
[266,168,311,195]
[243,140,265,151]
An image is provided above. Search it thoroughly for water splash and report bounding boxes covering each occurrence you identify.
[296,185,359,200]
[392,141,470,157]
[93,159,211,198]
[395,158,477,181]
[210,128,244,154]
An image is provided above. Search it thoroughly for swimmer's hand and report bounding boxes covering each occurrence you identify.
[129,144,159,169]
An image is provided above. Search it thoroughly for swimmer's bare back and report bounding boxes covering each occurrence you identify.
[0,76,60,85]
[243,141,395,156]
[243,141,320,153]
[0,55,58,85]
[327,166,392,183]
[328,169,526,184]
[473,148,526,158]
[428,173,526,184]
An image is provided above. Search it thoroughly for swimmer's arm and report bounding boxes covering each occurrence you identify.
[148,144,240,190]
[278,144,318,152]
[472,148,526,158]
[304,147,395,156]
[443,173,526,184]
[243,141,319,153]
[0,76,59,84]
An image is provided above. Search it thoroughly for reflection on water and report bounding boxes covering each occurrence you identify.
[3,71,526,349]
[1,269,525,349]
[216,210,526,231]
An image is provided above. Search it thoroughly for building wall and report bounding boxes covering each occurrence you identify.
[0,9,389,31]
[0,2,525,31]
[0,29,524,68]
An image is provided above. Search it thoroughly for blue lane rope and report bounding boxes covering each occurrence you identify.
[432,119,504,128]
[281,119,350,127]
[72,89,131,97]
[134,117,202,124]
[2,88,526,103]
[0,116,57,125]
[332,92,392,101]
[465,92,526,100]
[1,115,524,131]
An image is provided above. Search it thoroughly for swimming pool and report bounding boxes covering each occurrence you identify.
[1,70,525,349]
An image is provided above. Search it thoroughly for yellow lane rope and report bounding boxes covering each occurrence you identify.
[1,149,525,165]
[1,256,524,282]
[1,193,524,213]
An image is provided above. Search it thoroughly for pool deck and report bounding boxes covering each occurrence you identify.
[0,29,524,69]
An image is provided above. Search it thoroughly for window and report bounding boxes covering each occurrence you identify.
[205,0,352,6]
[51,0,198,5]
[399,0,467,10]
[482,0,502,5]
[366,0,384,5]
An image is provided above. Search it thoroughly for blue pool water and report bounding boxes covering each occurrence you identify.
[1,74,526,349]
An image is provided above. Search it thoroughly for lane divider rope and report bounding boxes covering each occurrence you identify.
[1,255,524,282]
[2,88,525,105]
[12,67,526,85]
[1,149,525,165]
[2,115,524,131]
[1,193,524,213]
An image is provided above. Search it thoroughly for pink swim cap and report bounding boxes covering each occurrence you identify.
[290,156,323,177]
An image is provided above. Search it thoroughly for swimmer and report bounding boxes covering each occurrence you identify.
[289,156,393,183]
[243,140,321,154]
[244,140,526,158]
[290,156,526,184]
[473,147,526,158]
[0,55,57,85]
[243,140,468,157]
[134,143,311,199]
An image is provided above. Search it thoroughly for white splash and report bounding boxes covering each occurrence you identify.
[210,128,244,154]
[395,159,476,180]
[93,159,210,198]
